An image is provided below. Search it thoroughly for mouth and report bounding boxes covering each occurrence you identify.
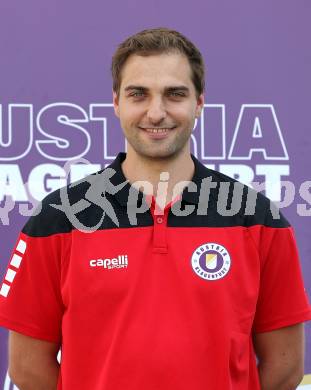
[138,126,176,140]
[139,126,176,134]
[141,127,174,134]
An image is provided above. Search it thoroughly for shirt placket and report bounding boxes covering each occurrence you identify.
[150,198,169,254]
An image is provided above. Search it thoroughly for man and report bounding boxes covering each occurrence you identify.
[0,27,310,390]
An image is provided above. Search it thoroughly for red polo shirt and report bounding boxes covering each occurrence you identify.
[0,152,310,389]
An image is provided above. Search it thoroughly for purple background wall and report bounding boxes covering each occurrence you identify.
[0,1,310,387]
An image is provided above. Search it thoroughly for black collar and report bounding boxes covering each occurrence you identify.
[107,152,214,207]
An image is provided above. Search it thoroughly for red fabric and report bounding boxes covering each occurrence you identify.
[0,223,310,389]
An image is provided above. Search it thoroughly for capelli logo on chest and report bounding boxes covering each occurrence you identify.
[89,255,128,269]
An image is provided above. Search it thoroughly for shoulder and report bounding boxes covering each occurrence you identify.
[199,166,290,228]
[22,168,108,237]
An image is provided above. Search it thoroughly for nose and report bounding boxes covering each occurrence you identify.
[146,97,167,124]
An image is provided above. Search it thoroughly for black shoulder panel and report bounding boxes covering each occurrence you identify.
[21,166,154,237]
[22,154,291,237]
[22,175,91,237]
[211,169,290,228]
[169,163,291,228]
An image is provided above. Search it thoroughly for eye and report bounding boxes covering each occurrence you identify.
[169,91,186,98]
[130,91,145,97]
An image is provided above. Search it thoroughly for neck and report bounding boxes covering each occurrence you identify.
[121,149,195,208]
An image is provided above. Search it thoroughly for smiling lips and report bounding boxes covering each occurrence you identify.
[139,127,176,139]
[140,127,176,134]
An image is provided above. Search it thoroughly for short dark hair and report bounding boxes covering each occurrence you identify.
[111,27,205,98]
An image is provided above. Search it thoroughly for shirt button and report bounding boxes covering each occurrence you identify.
[156,217,163,224]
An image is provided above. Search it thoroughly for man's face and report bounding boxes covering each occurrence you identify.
[113,52,204,160]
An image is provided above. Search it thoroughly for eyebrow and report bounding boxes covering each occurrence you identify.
[124,85,190,93]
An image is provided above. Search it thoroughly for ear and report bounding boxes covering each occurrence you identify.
[113,90,120,117]
[195,93,204,118]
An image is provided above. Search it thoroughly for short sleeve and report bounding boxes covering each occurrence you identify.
[0,224,64,343]
[253,224,311,333]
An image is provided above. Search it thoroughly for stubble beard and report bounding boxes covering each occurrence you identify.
[125,126,192,161]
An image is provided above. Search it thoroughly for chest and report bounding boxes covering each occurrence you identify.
[61,225,260,332]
